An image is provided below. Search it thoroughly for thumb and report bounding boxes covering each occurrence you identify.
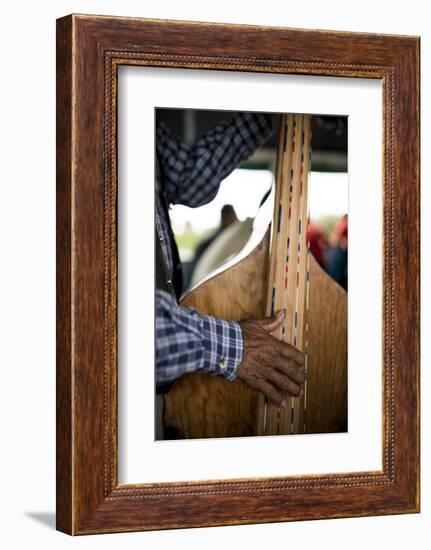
[257,310,284,333]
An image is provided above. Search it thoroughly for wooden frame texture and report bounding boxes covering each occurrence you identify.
[56,14,420,535]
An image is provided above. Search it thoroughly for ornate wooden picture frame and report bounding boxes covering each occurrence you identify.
[56,14,420,535]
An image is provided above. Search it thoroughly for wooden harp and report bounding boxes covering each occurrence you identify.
[164,113,347,438]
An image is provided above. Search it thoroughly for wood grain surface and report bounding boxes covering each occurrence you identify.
[165,231,270,438]
[306,256,347,434]
[164,239,347,438]
[56,14,420,535]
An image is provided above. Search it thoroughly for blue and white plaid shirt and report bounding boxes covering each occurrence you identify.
[155,112,273,387]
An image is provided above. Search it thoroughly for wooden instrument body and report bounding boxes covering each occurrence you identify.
[164,231,347,438]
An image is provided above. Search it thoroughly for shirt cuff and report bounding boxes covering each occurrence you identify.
[201,316,243,381]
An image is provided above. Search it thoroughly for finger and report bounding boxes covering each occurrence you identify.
[274,352,305,383]
[277,339,305,365]
[276,360,306,384]
[265,367,302,396]
[258,310,284,333]
[255,379,286,407]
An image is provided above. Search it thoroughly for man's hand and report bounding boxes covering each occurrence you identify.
[237,310,305,407]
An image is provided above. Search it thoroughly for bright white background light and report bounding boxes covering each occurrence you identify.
[170,169,348,236]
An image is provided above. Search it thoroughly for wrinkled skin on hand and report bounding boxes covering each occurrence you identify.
[237,310,305,407]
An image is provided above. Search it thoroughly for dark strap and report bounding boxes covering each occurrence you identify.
[159,197,183,300]
[156,152,183,300]
[155,154,184,394]
[155,228,176,296]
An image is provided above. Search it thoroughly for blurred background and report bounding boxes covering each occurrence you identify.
[156,108,348,293]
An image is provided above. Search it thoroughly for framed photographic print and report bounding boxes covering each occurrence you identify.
[56,14,420,534]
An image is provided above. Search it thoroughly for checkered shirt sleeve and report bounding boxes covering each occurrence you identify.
[155,112,273,386]
[156,289,243,387]
[156,111,273,207]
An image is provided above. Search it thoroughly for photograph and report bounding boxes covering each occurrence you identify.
[155,108,349,440]
[53,13,420,535]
